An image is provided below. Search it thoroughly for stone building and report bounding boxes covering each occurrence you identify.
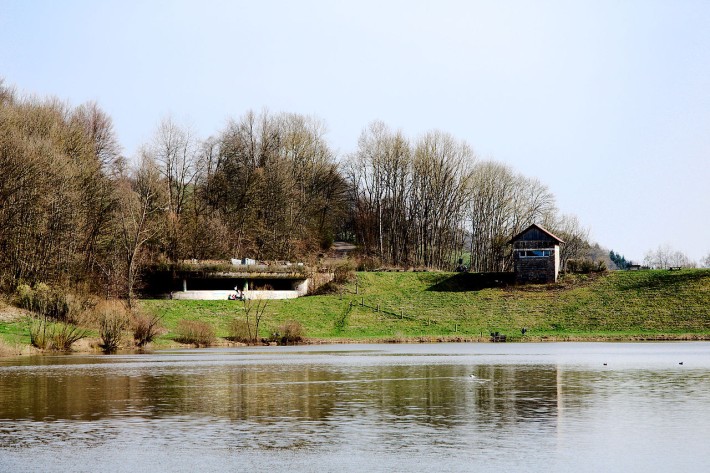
[509,224,564,284]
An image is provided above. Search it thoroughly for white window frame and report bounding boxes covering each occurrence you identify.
[517,249,553,258]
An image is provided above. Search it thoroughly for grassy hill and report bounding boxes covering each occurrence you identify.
[140,269,710,342]
[2,269,708,353]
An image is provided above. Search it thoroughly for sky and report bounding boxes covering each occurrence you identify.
[2,0,709,264]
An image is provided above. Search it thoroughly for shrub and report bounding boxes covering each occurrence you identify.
[15,283,90,323]
[175,319,215,347]
[52,322,89,351]
[132,312,164,348]
[357,256,382,272]
[333,263,356,284]
[29,317,88,351]
[567,259,607,274]
[320,232,335,251]
[16,284,34,311]
[29,318,51,350]
[310,281,340,295]
[96,301,129,353]
[228,318,252,343]
[270,320,305,345]
[0,339,22,357]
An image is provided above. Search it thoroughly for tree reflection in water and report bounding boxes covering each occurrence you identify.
[2,344,710,472]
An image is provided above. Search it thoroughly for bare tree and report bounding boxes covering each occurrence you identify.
[114,157,165,307]
[410,131,474,268]
[644,244,694,269]
[467,160,557,272]
[345,124,475,269]
[0,91,115,287]
[468,161,517,272]
[207,110,345,260]
[144,117,200,261]
[554,214,589,271]
[72,101,121,171]
[345,121,412,261]
[242,297,269,344]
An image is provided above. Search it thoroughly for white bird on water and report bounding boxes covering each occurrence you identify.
[468,374,489,382]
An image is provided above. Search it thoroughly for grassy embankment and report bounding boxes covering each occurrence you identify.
[139,268,710,343]
[1,269,709,352]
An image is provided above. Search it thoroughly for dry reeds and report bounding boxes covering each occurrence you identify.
[95,301,129,353]
[0,338,24,356]
[271,320,305,345]
[131,311,164,348]
[228,319,252,344]
[175,319,215,347]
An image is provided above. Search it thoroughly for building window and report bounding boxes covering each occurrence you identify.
[518,249,552,257]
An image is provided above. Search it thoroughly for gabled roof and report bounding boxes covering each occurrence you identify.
[508,223,565,245]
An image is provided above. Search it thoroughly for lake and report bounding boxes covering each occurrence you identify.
[1,342,709,472]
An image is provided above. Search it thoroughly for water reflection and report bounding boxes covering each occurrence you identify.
[0,359,566,426]
[1,343,710,472]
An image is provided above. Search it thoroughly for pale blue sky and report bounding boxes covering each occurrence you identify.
[2,0,709,263]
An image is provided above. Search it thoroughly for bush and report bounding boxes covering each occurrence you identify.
[15,283,91,323]
[333,263,356,284]
[16,284,34,311]
[132,312,164,348]
[312,263,357,295]
[96,301,129,353]
[270,320,305,345]
[310,281,340,295]
[53,322,89,351]
[0,339,22,357]
[320,232,335,251]
[357,256,382,272]
[175,319,215,347]
[29,318,51,350]
[228,318,252,343]
[567,259,607,274]
[29,317,88,351]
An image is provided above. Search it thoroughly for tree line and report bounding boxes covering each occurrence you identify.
[346,121,590,272]
[0,81,595,301]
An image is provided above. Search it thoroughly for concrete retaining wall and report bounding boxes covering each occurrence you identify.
[170,290,301,300]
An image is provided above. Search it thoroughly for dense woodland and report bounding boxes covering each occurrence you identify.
[1,80,600,300]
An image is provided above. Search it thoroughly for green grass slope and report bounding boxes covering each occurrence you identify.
[139,269,710,342]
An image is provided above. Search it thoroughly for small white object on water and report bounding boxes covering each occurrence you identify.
[468,374,489,382]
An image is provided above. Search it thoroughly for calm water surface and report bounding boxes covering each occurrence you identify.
[1,342,709,472]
